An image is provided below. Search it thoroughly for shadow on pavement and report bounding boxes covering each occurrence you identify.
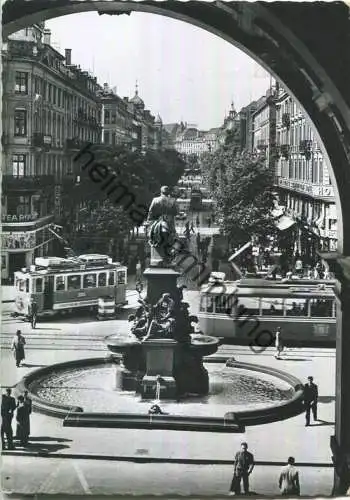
[29,436,72,443]
[20,363,48,368]
[279,358,311,362]
[318,396,336,403]
[19,441,71,453]
[309,419,334,426]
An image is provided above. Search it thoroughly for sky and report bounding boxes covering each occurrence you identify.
[47,12,271,130]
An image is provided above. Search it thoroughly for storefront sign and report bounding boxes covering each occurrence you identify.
[2,231,36,249]
[2,214,38,223]
[277,178,334,198]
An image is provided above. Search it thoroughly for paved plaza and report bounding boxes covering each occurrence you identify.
[1,286,336,496]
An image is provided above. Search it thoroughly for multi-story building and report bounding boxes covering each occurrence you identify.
[100,83,163,151]
[171,124,221,157]
[1,24,102,279]
[274,85,337,258]
[251,87,277,171]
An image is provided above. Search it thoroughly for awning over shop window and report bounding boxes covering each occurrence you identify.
[275,215,296,231]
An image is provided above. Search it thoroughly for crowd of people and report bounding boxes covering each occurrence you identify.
[1,388,32,449]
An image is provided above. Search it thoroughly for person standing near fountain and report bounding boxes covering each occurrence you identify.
[229,442,255,495]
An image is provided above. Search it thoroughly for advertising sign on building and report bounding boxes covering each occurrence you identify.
[2,232,36,249]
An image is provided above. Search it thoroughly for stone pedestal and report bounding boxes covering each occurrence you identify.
[143,267,180,305]
[141,339,177,399]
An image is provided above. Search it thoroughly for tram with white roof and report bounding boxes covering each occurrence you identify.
[198,277,336,346]
[13,254,127,318]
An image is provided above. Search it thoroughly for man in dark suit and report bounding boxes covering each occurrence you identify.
[229,442,255,495]
[304,376,318,426]
[1,388,16,449]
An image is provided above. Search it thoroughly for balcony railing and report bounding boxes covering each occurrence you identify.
[2,175,55,190]
[32,133,52,148]
[280,144,290,159]
[282,113,291,129]
[65,138,87,151]
[299,140,313,159]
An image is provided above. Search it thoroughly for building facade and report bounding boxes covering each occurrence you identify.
[251,88,277,171]
[100,83,163,152]
[1,24,102,279]
[274,86,337,258]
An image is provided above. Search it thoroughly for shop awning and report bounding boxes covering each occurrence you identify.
[275,215,296,231]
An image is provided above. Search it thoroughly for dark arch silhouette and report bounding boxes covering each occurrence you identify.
[3,1,350,495]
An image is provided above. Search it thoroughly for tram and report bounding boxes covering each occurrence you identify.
[198,278,336,346]
[13,254,127,318]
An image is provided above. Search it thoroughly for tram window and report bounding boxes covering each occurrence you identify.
[310,298,333,317]
[36,278,43,293]
[98,272,107,287]
[67,275,81,290]
[16,279,26,292]
[200,295,207,312]
[108,272,115,286]
[56,276,65,291]
[117,271,126,284]
[261,298,284,316]
[285,298,308,317]
[83,273,96,288]
[237,297,260,317]
[215,294,235,315]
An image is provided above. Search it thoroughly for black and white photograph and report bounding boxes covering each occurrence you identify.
[1,1,350,498]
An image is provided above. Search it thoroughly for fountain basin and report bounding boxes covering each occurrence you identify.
[15,356,305,429]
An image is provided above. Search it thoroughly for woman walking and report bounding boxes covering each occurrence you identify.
[11,330,26,367]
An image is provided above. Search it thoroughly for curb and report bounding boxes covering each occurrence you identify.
[0,451,334,467]
[16,356,305,426]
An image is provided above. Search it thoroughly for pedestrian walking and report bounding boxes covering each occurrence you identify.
[275,326,284,359]
[196,232,201,253]
[229,442,255,495]
[184,221,191,240]
[196,215,200,228]
[278,457,300,496]
[11,330,26,367]
[23,390,32,437]
[304,376,318,426]
[28,298,38,329]
[16,396,30,446]
[190,221,195,233]
[1,388,16,450]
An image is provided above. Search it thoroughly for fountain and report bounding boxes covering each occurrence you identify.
[15,186,305,430]
[105,184,219,400]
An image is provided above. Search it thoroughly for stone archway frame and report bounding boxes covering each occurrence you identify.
[3,0,350,493]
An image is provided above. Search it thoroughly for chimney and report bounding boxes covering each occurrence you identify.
[43,29,51,45]
[65,48,72,66]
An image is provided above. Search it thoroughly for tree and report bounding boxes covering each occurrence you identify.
[202,146,276,248]
[60,144,186,255]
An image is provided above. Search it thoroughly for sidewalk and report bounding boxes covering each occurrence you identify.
[1,345,335,496]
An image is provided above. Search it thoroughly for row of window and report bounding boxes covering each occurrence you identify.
[200,295,336,318]
[279,158,324,184]
[14,108,100,143]
[16,270,126,293]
